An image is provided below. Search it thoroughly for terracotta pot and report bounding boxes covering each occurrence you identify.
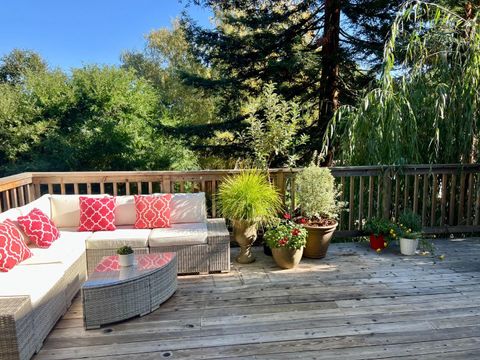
[272,247,304,269]
[303,222,338,259]
[232,220,258,264]
[369,234,386,250]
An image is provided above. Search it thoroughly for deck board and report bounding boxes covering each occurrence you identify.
[35,238,480,359]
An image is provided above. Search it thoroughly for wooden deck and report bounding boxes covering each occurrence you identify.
[36,239,480,360]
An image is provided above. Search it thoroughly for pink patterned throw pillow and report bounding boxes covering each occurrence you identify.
[17,208,60,248]
[134,194,172,229]
[78,196,116,232]
[0,219,32,271]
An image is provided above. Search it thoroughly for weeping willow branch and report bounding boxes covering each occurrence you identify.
[322,0,480,165]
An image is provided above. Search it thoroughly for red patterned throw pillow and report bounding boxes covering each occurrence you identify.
[79,196,116,232]
[134,194,172,229]
[0,219,32,271]
[17,208,60,248]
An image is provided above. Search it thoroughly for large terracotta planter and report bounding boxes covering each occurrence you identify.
[232,220,258,264]
[272,247,304,269]
[303,222,338,259]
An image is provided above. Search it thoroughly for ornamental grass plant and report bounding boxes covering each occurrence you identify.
[218,170,282,225]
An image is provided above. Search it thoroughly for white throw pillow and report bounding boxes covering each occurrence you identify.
[114,196,136,226]
[170,193,207,224]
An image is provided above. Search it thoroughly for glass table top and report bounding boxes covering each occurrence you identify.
[83,253,175,289]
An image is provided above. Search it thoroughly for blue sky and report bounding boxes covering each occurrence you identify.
[0,0,212,71]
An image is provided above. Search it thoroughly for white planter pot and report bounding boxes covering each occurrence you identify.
[400,238,418,256]
[118,253,135,267]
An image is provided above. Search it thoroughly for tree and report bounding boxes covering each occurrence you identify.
[122,20,218,128]
[44,65,198,171]
[0,51,58,173]
[0,49,47,85]
[243,83,309,168]
[182,0,403,162]
[0,50,199,175]
[324,1,480,165]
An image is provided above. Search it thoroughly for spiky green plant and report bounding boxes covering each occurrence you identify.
[218,170,281,225]
[323,1,480,165]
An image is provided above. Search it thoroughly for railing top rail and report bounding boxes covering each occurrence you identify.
[1,164,480,186]
[0,172,33,192]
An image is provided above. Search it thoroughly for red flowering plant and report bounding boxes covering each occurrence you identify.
[264,213,308,250]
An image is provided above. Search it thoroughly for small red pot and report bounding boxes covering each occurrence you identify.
[369,234,386,250]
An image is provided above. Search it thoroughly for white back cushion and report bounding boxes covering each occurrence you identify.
[114,196,136,225]
[170,193,207,224]
[50,194,105,228]
[18,194,51,218]
[0,208,21,222]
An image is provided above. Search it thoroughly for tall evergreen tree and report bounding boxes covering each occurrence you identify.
[182,0,403,163]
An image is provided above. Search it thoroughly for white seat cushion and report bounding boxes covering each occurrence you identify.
[0,263,65,307]
[20,230,89,267]
[50,194,106,228]
[148,222,208,247]
[86,225,150,249]
[170,193,207,224]
[18,194,51,218]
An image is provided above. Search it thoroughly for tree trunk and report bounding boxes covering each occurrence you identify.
[318,0,341,165]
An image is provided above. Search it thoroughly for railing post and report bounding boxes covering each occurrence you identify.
[277,171,286,206]
[382,168,392,219]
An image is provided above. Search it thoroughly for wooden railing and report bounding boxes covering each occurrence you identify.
[1,164,480,236]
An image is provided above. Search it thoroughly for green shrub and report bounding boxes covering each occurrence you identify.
[218,170,281,225]
[295,165,342,220]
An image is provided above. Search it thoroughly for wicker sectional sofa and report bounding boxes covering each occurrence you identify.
[0,193,230,360]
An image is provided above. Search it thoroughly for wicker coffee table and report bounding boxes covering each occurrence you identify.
[82,253,177,329]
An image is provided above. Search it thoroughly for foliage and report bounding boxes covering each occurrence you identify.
[397,210,422,239]
[122,20,218,128]
[364,217,395,237]
[182,0,403,159]
[324,1,480,165]
[116,246,134,255]
[295,165,343,220]
[0,54,198,175]
[217,170,281,225]
[264,217,307,250]
[243,83,309,168]
[0,82,51,166]
[0,49,47,85]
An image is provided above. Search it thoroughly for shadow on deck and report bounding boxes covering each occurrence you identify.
[36,238,480,360]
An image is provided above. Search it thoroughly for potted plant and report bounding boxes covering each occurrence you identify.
[264,215,307,269]
[218,170,281,264]
[295,165,343,259]
[364,217,394,250]
[117,245,134,267]
[398,211,422,255]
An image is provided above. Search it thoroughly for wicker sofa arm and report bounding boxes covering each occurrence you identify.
[206,218,231,245]
[0,296,36,360]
